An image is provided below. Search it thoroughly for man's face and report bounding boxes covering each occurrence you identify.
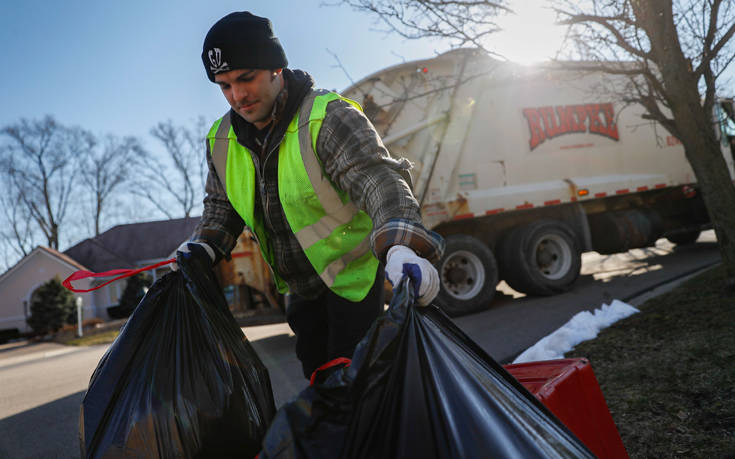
[214,68,283,129]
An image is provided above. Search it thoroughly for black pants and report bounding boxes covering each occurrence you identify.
[285,265,385,379]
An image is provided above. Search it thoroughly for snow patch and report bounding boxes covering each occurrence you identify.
[513,300,639,364]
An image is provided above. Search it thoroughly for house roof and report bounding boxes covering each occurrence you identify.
[41,246,89,271]
[0,245,90,285]
[64,217,200,272]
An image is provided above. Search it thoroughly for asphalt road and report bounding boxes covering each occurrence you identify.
[455,232,720,364]
[0,344,108,458]
[0,232,721,458]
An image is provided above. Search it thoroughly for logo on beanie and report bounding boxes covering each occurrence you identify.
[208,48,230,74]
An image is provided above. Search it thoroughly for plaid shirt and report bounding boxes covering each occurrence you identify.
[192,69,444,298]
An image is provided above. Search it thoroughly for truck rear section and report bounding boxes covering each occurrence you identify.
[343,48,735,316]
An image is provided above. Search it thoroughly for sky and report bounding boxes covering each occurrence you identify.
[3,1,731,260]
[0,0,568,142]
[0,0,573,268]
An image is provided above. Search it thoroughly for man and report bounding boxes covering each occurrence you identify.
[178,11,445,378]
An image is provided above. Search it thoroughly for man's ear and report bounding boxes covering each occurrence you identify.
[271,68,283,80]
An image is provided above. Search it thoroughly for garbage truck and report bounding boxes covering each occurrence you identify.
[338,48,735,316]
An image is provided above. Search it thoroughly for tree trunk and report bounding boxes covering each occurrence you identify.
[95,198,102,237]
[679,117,735,291]
[48,224,59,251]
[633,0,735,291]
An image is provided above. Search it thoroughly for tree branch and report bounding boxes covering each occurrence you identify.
[557,11,653,60]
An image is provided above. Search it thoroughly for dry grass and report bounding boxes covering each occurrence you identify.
[568,264,735,458]
[63,330,119,346]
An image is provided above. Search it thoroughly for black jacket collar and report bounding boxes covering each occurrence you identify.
[230,69,315,155]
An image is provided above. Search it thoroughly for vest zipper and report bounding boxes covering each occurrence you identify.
[259,122,280,232]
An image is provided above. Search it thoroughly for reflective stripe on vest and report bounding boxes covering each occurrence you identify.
[207,112,284,290]
[208,90,378,301]
[211,113,231,195]
[293,90,361,247]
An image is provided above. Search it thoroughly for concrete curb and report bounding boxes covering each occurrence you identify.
[500,261,721,364]
[624,262,721,307]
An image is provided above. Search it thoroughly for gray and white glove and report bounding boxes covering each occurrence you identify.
[171,241,216,271]
[385,245,440,306]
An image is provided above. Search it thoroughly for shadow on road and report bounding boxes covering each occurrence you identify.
[0,240,720,459]
[454,240,721,364]
[0,391,84,459]
[0,334,303,459]
[576,241,719,302]
[249,333,305,406]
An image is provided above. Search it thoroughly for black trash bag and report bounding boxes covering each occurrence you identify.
[79,253,276,459]
[260,278,594,459]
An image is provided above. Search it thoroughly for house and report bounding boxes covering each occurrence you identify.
[0,217,199,336]
[0,216,284,337]
[64,217,200,319]
[0,246,92,336]
[64,217,283,322]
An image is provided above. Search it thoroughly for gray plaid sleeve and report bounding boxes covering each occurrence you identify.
[370,218,445,264]
[316,99,423,230]
[190,141,245,260]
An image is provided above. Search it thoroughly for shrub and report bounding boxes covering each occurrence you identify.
[27,276,77,335]
[117,273,153,317]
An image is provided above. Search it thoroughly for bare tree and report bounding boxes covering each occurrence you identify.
[0,116,94,250]
[327,48,356,86]
[339,0,735,290]
[79,135,143,236]
[133,118,208,219]
[337,0,512,56]
[555,0,735,290]
[0,176,37,259]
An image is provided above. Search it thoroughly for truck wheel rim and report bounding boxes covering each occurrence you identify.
[533,234,572,280]
[440,250,486,300]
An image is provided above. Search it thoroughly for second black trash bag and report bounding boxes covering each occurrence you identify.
[260,278,594,459]
[79,254,276,459]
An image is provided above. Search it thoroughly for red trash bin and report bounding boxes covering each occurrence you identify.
[504,358,629,459]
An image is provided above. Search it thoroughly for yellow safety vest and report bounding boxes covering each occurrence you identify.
[207,90,379,301]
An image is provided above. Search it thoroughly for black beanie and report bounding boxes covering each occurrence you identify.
[202,11,288,82]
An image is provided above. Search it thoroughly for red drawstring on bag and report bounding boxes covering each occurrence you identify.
[309,357,352,386]
[62,258,177,293]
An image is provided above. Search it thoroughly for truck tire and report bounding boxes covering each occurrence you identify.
[434,234,498,317]
[498,220,581,296]
[666,230,701,245]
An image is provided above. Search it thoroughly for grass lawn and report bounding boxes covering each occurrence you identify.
[63,330,119,346]
[567,264,735,458]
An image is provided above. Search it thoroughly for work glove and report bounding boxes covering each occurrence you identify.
[385,245,440,306]
[171,241,216,271]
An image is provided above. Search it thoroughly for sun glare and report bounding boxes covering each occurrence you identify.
[485,2,568,65]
